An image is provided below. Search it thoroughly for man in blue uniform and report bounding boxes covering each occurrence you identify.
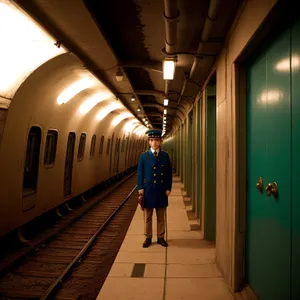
[137,129,172,248]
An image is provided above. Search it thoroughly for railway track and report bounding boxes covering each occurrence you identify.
[0,174,138,299]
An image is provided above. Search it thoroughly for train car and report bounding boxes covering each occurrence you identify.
[0,1,148,239]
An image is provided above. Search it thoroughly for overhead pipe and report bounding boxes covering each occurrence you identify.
[142,102,184,121]
[135,89,179,98]
[177,105,186,116]
[161,0,180,133]
[119,60,162,73]
[163,0,179,126]
[142,102,176,112]
[135,89,165,98]
[146,112,163,118]
[142,102,178,117]
[177,0,221,106]
[163,0,180,54]
[135,89,178,105]
[189,0,221,78]
[164,80,170,95]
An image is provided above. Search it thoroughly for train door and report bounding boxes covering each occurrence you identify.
[64,132,75,198]
[245,23,293,299]
[22,126,42,211]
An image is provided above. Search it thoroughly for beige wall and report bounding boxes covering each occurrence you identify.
[214,0,277,291]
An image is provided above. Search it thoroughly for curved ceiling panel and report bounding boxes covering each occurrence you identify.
[0,0,65,100]
[78,91,114,114]
[111,112,133,126]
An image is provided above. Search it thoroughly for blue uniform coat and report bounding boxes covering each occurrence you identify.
[137,149,172,208]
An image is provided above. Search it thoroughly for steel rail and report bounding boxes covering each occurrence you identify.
[41,183,138,299]
[0,171,137,277]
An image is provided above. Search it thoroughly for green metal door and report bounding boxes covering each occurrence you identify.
[246,26,291,299]
[291,20,300,300]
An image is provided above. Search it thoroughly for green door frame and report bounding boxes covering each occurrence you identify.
[197,98,202,220]
[204,84,216,241]
[186,112,193,197]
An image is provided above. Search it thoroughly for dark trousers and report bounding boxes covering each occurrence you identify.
[144,207,166,238]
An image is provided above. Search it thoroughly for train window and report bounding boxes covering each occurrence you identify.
[90,134,96,158]
[44,130,58,167]
[23,126,42,194]
[78,133,86,161]
[99,135,104,156]
[106,137,111,156]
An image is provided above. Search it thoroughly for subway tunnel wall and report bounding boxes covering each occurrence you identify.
[172,0,279,293]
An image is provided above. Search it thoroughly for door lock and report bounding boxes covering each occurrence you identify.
[265,182,278,198]
[256,177,263,193]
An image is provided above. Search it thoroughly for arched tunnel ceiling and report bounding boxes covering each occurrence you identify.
[14,0,242,136]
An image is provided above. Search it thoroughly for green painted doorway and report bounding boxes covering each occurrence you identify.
[246,19,300,299]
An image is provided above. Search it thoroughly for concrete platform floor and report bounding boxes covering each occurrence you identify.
[96,176,233,300]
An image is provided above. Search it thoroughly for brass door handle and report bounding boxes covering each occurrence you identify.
[256,177,263,193]
[265,182,278,198]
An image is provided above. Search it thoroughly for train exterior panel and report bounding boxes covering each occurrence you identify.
[0,53,146,238]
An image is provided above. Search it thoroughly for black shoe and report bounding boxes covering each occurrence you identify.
[143,238,152,248]
[157,238,168,247]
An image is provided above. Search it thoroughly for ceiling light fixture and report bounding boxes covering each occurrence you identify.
[115,67,124,82]
[163,59,175,80]
[164,109,167,115]
[131,95,135,101]
[164,98,169,106]
[137,106,141,112]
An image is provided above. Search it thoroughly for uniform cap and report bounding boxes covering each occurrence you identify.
[145,129,162,138]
